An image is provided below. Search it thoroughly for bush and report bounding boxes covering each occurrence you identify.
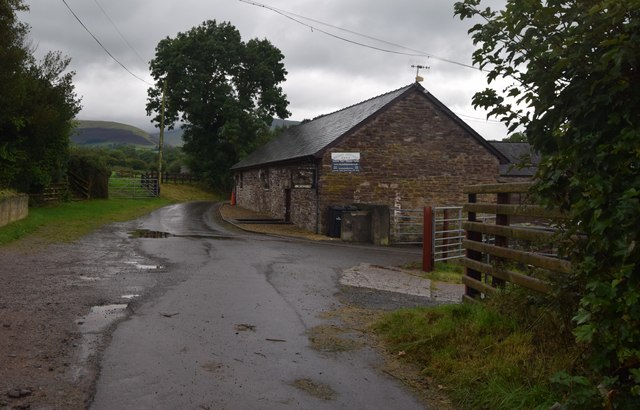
[68,148,111,199]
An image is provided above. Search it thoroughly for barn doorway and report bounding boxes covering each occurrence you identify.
[284,189,292,222]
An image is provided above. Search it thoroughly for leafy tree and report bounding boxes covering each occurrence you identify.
[503,132,527,142]
[68,147,110,199]
[455,0,639,407]
[15,51,81,192]
[0,0,30,188]
[0,1,81,192]
[147,20,290,190]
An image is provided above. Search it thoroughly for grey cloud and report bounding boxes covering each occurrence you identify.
[19,0,508,138]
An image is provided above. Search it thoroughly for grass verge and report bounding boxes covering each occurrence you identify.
[373,291,579,409]
[401,260,465,284]
[0,183,221,245]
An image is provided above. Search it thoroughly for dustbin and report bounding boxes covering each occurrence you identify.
[326,205,357,238]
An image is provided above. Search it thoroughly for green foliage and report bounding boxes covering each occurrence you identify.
[147,20,290,191]
[504,132,527,142]
[0,1,81,192]
[374,298,572,409]
[455,0,640,406]
[83,145,183,175]
[68,148,111,199]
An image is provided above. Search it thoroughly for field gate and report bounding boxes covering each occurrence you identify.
[422,206,465,271]
[108,173,159,199]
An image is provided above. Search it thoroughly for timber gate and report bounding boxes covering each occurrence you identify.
[460,182,571,303]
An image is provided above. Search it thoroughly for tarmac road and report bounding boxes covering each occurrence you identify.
[90,202,430,409]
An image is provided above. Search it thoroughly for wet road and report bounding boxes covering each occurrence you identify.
[91,202,427,409]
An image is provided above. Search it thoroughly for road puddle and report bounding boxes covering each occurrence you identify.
[130,229,235,240]
[73,304,129,382]
[77,304,128,334]
[125,261,163,270]
[130,229,174,238]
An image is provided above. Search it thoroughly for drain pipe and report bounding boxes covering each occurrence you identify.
[315,160,321,234]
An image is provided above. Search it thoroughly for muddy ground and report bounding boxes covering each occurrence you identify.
[0,221,178,410]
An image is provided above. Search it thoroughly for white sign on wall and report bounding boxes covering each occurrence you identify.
[331,152,360,172]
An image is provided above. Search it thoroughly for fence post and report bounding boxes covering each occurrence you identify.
[465,193,482,299]
[493,192,510,287]
[423,206,434,272]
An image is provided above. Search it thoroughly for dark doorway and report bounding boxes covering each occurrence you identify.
[284,189,291,222]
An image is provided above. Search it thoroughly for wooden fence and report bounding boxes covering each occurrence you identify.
[112,171,197,184]
[30,182,69,203]
[460,182,571,303]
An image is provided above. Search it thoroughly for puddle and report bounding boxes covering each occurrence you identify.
[78,276,101,281]
[130,229,174,238]
[73,304,129,382]
[130,229,235,240]
[125,261,163,270]
[77,304,128,334]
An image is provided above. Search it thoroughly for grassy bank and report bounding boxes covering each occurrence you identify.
[373,291,579,409]
[0,184,221,245]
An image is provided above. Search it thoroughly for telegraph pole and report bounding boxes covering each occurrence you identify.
[157,78,167,186]
[411,64,430,83]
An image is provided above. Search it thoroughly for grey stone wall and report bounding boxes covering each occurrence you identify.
[235,165,319,232]
[317,89,500,234]
[235,88,501,238]
[0,193,29,228]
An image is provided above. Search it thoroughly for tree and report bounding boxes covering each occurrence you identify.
[0,0,81,192]
[455,0,639,407]
[147,20,290,190]
[503,132,527,142]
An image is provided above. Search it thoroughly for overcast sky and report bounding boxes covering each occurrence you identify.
[20,0,510,140]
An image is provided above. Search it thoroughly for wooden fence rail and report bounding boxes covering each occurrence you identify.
[461,182,571,303]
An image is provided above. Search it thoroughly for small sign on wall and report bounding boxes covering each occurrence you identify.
[331,152,360,172]
[292,168,315,189]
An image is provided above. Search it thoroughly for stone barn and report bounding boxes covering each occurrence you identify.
[231,83,509,241]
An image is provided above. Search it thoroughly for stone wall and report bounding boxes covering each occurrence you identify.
[235,164,319,232]
[317,89,500,234]
[235,88,502,237]
[0,193,29,228]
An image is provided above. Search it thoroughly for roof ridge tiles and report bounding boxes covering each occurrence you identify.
[310,83,416,121]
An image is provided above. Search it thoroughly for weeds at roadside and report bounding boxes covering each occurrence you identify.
[373,288,581,409]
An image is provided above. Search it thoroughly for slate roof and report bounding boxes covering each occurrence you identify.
[489,141,540,177]
[231,83,508,170]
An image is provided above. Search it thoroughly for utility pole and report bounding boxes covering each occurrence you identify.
[411,64,430,83]
[157,78,167,187]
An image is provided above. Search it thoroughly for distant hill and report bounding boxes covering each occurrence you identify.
[71,120,155,147]
[150,128,184,147]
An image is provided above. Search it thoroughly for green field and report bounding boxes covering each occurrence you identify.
[0,184,220,245]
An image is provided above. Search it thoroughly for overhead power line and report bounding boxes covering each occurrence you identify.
[238,0,483,72]
[92,0,148,66]
[61,0,152,86]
